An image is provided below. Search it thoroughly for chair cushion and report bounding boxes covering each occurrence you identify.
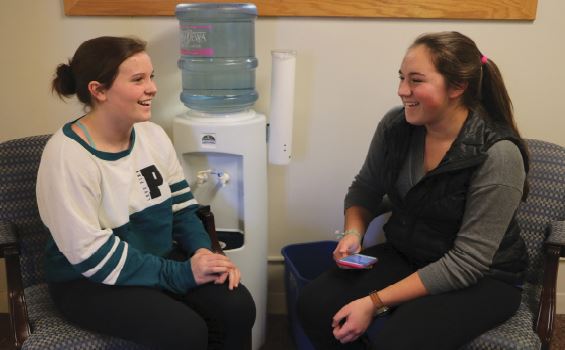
[461,283,541,350]
[22,284,147,350]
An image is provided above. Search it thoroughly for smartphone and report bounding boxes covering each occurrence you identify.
[337,253,378,269]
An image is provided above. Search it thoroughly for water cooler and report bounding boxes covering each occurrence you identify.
[173,109,267,349]
[172,4,296,349]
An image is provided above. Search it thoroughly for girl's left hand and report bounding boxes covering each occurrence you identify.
[214,263,241,290]
[331,296,374,344]
[333,233,362,261]
[190,248,235,285]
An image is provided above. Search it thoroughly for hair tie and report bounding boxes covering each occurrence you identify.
[481,55,488,65]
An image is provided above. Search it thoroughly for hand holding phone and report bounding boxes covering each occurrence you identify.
[337,253,378,269]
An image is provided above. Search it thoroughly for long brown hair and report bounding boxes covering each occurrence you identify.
[411,31,529,198]
[52,36,147,107]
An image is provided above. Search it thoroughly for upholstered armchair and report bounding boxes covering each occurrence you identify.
[0,135,235,349]
[363,139,565,350]
[460,139,565,350]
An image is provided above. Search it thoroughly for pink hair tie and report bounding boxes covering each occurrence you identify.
[481,55,488,65]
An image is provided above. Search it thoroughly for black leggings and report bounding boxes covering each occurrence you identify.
[49,278,255,350]
[296,243,522,350]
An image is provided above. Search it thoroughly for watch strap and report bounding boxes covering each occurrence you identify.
[369,291,390,316]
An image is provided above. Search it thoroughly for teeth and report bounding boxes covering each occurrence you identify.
[138,100,151,106]
[405,102,419,107]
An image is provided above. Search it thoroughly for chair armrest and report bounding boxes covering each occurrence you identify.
[535,221,565,349]
[196,205,224,254]
[546,220,565,254]
[0,221,18,254]
[0,221,31,349]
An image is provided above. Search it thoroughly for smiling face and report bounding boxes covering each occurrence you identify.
[95,51,157,125]
[398,44,463,127]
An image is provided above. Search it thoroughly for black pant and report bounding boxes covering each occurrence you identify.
[296,243,522,350]
[49,278,255,350]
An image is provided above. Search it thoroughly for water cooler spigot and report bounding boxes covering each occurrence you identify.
[217,171,230,186]
[196,169,230,187]
[196,171,209,185]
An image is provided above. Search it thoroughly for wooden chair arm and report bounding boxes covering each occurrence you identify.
[535,241,564,350]
[196,205,224,254]
[0,223,31,349]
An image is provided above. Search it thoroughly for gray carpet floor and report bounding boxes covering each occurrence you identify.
[1,313,563,349]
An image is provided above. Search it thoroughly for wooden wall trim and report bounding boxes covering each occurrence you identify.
[63,0,538,20]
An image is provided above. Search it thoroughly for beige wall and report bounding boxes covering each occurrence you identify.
[1,0,564,314]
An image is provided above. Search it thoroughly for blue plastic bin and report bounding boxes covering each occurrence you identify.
[281,240,337,350]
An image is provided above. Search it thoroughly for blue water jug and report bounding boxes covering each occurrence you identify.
[176,3,258,113]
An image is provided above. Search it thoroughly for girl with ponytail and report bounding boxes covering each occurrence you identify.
[298,32,528,350]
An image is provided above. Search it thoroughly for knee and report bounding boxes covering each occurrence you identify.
[222,285,256,329]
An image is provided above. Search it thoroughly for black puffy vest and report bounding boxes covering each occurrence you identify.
[381,108,528,284]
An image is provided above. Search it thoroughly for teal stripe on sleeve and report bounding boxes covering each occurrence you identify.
[89,241,126,283]
[115,244,196,293]
[74,236,117,273]
[172,192,194,205]
[170,180,189,193]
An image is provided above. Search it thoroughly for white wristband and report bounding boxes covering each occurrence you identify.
[335,229,362,240]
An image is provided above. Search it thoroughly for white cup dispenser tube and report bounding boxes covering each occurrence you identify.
[268,50,297,165]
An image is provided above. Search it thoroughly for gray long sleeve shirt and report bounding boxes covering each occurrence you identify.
[346,123,525,294]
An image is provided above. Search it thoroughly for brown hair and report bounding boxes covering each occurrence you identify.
[52,36,147,107]
[411,31,529,198]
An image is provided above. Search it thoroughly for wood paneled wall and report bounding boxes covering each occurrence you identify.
[63,0,537,20]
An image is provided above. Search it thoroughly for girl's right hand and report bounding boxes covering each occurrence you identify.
[190,248,235,285]
[333,233,362,261]
[332,296,374,343]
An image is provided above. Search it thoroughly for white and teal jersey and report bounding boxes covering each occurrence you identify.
[37,120,211,294]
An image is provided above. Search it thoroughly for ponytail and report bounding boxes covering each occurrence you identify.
[480,58,518,136]
[52,61,76,99]
[480,59,529,198]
